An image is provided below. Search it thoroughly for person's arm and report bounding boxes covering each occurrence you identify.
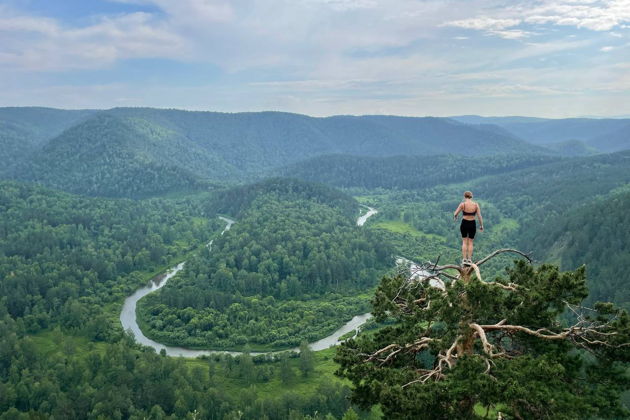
[477,204,484,231]
[453,203,462,221]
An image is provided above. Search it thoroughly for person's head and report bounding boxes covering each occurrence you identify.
[463,191,473,199]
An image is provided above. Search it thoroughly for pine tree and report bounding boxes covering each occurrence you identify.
[299,341,315,377]
[280,354,295,385]
[335,250,630,419]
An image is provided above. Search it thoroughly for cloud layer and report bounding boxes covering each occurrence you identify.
[0,0,629,116]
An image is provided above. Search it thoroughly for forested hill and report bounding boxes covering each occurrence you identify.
[467,150,630,220]
[543,139,599,156]
[406,150,630,307]
[0,107,95,174]
[277,154,561,189]
[206,177,359,219]
[102,108,542,165]
[527,190,630,310]
[588,123,630,152]
[1,107,548,190]
[11,114,230,198]
[139,178,390,349]
[0,107,96,146]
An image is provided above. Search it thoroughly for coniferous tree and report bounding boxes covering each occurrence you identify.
[299,341,315,377]
[336,252,630,419]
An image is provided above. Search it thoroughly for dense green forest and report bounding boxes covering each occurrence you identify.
[1,107,557,199]
[353,150,630,311]
[0,180,368,419]
[139,179,391,349]
[11,114,231,198]
[529,189,630,309]
[278,154,560,190]
[0,180,218,334]
[1,107,630,419]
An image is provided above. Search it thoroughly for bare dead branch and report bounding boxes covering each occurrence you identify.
[475,249,532,267]
[482,281,519,291]
[365,338,435,365]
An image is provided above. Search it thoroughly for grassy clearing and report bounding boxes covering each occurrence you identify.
[373,220,443,241]
[29,329,109,358]
[192,348,346,399]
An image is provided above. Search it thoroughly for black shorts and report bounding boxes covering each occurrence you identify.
[460,219,476,239]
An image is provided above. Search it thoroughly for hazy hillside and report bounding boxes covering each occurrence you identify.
[0,108,95,174]
[451,115,549,125]
[0,121,34,174]
[452,115,630,147]
[103,108,543,169]
[587,123,630,152]
[542,139,599,156]
[0,107,96,146]
[277,153,561,190]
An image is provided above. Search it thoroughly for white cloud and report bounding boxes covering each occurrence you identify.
[446,17,521,31]
[489,29,532,39]
[600,45,615,51]
[444,0,630,37]
[0,9,187,70]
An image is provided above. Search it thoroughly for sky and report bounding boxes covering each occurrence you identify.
[0,0,629,117]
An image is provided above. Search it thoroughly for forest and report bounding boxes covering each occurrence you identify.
[139,179,391,349]
[1,107,629,419]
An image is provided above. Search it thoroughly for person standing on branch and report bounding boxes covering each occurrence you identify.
[453,191,483,265]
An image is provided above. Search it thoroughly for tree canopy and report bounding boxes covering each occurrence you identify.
[336,255,630,419]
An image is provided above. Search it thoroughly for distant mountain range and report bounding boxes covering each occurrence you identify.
[451,115,630,151]
[1,107,629,198]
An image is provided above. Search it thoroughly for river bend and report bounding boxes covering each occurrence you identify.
[120,210,377,357]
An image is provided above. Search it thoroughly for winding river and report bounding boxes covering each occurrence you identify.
[120,208,378,357]
[357,205,378,227]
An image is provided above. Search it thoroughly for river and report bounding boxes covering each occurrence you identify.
[120,209,377,357]
[357,205,377,227]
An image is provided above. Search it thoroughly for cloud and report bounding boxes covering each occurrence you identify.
[444,0,630,37]
[0,8,186,70]
[1,0,629,117]
[447,17,521,31]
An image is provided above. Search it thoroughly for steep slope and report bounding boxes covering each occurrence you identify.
[277,153,561,189]
[14,114,231,198]
[528,190,630,309]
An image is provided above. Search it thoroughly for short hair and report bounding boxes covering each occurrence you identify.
[464,191,473,199]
